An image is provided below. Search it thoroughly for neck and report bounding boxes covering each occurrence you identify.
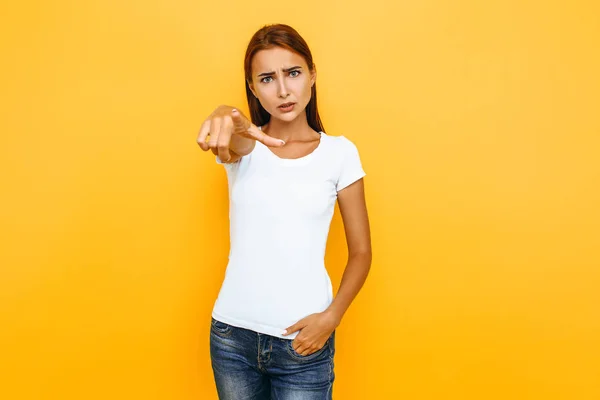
[262,110,318,142]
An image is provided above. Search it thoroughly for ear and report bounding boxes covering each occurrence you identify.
[310,65,317,87]
[247,80,258,98]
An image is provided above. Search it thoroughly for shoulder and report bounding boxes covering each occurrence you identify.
[321,133,360,155]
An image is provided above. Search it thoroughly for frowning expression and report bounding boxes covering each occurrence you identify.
[248,46,316,122]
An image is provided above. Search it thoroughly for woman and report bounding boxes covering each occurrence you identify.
[196,23,372,399]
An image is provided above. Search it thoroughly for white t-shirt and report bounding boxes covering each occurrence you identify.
[211,128,366,339]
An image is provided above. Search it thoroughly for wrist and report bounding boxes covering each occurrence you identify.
[323,308,343,327]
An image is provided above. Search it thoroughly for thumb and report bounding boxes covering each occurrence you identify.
[282,319,307,336]
[231,108,250,132]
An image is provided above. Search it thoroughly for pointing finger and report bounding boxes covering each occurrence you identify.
[247,125,286,147]
[231,109,285,148]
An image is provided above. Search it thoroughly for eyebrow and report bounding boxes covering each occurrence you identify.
[257,66,302,78]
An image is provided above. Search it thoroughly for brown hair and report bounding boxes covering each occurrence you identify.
[244,24,325,133]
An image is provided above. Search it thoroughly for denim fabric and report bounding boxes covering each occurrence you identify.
[209,317,336,399]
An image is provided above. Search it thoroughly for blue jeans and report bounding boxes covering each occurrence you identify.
[209,317,336,399]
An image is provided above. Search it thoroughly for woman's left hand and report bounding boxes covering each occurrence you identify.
[281,311,340,356]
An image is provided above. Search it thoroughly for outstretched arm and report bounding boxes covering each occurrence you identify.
[197,105,285,163]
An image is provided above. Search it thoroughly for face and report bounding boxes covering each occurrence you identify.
[248,47,316,122]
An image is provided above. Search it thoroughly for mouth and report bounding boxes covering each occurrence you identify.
[278,102,296,112]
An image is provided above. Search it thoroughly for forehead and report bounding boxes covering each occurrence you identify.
[251,47,307,73]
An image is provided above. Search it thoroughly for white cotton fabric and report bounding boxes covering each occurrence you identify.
[211,127,366,340]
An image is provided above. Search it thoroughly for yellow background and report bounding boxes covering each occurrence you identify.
[1,0,599,399]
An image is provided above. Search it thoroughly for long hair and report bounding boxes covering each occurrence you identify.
[243,24,325,133]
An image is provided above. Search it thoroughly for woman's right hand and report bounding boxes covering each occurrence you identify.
[196,105,285,162]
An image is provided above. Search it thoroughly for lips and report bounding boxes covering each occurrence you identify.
[278,102,295,108]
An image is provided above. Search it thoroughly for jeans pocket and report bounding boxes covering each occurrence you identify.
[285,335,331,362]
[211,317,233,337]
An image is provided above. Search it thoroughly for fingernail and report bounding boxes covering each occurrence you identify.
[231,108,238,113]
[282,330,287,335]
[279,140,286,145]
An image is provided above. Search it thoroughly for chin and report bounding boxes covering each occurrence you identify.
[269,110,298,122]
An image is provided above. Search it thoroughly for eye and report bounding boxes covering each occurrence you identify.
[260,76,273,83]
[290,70,301,77]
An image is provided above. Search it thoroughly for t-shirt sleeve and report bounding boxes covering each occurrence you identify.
[336,136,366,192]
[215,154,241,184]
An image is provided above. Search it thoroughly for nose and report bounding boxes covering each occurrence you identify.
[277,77,289,99]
